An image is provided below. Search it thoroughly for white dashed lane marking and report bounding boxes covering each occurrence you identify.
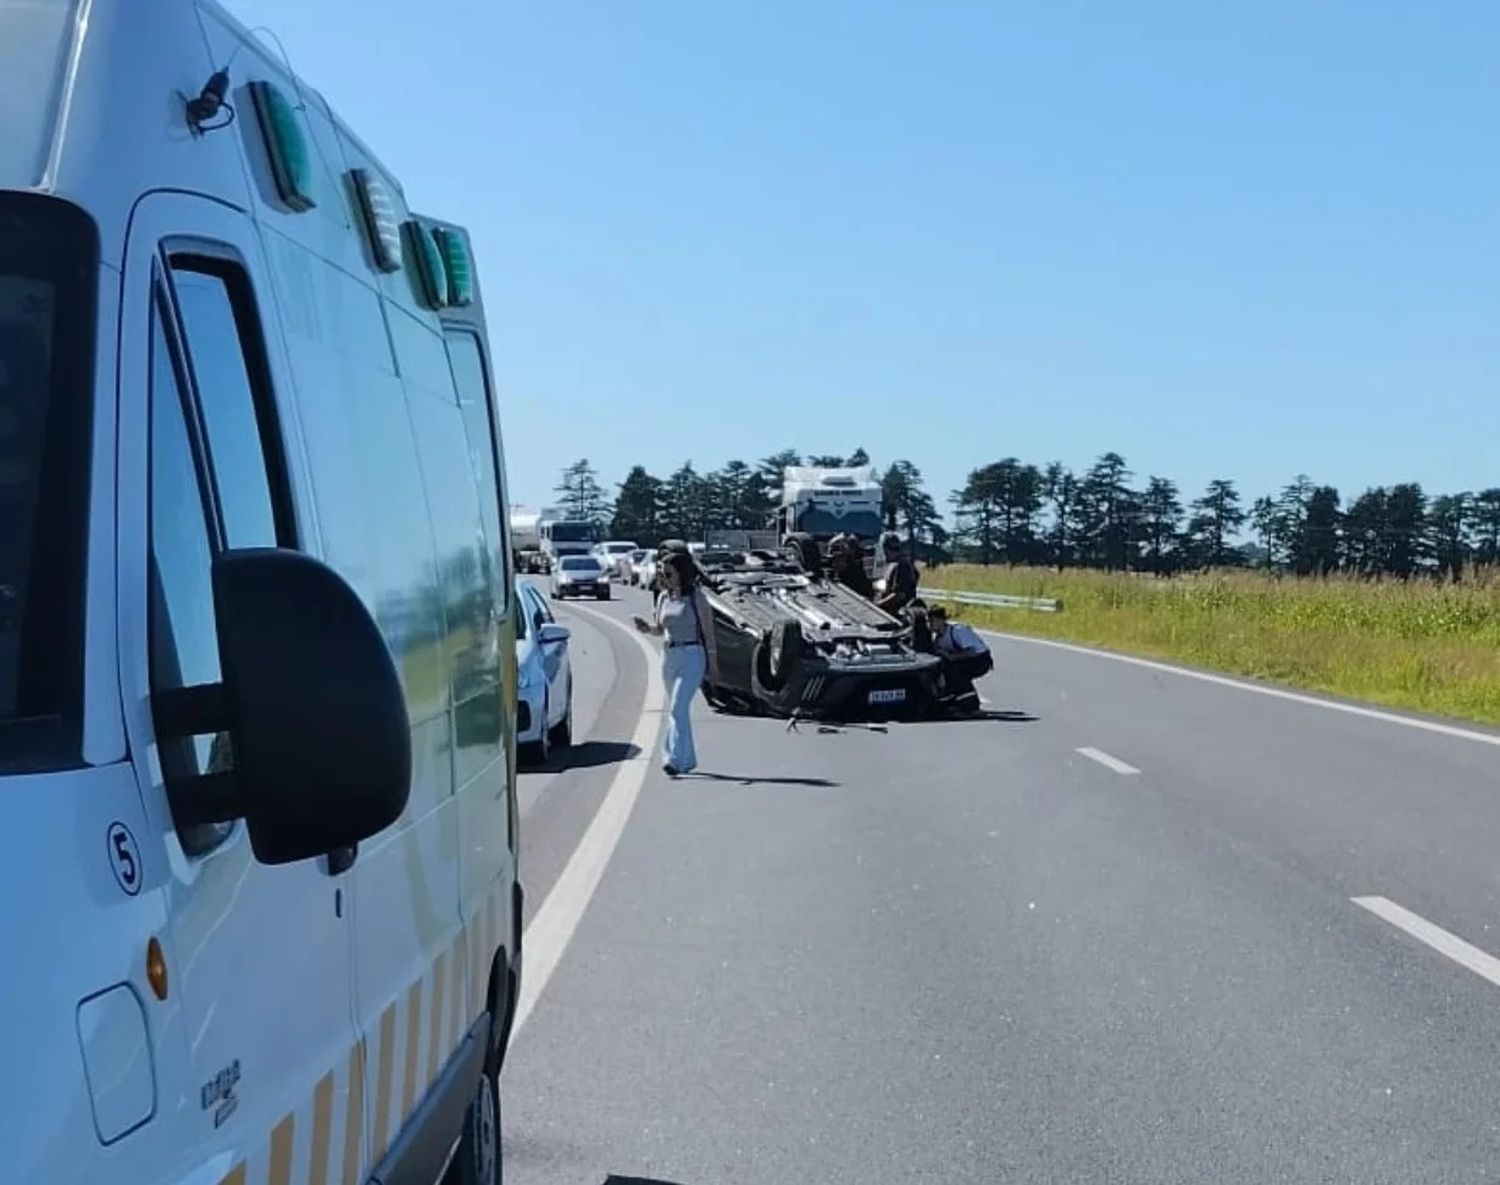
[1352,896,1500,990]
[1076,746,1140,776]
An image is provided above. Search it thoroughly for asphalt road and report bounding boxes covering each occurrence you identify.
[506,581,1500,1185]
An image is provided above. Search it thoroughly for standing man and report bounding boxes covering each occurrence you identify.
[874,532,919,615]
[828,533,875,599]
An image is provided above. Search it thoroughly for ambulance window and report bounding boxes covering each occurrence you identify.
[168,257,291,549]
[445,329,511,604]
[0,194,95,771]
[147,296,232,853]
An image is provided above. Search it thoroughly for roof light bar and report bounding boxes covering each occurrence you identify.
[405,220,449,309]
[248,81,315,212]
[350,168,402,272]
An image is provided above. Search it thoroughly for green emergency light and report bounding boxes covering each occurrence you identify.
[248,81,315,212]
[433,227,474,307]
[405,220,449,309]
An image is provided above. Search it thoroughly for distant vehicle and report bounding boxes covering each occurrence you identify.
[626,548,650,584]
[594,539,639,580]
[551,554,612,600]
[510,505,546,572]
[634,552,660,591]
[515,579,573,763]
[776,465,885,574]
[0,5,518,1184]
[539,516,600,570]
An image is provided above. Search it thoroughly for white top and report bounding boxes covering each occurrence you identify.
[935,621,987,657]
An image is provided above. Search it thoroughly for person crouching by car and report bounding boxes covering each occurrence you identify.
[634,551,721,777]
[929,605,993,713]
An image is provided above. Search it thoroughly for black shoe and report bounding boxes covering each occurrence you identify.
[663,763,680,778]
[953,692,982,716]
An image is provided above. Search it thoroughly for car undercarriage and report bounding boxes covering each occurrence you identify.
[699,554,953,721]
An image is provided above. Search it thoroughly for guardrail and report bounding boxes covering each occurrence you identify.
[921,587,1062,613]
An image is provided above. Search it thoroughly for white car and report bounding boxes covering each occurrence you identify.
[626,548,650,584]
[515,581,573,763]
[634,552,660,591]
[595,539,639,580]
[551,554,612,599]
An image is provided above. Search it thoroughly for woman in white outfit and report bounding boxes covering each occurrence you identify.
[633,552,721,776]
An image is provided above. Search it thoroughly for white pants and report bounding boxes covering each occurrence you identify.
[662,643,706,771]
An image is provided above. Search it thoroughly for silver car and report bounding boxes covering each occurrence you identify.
[550,554,612,600]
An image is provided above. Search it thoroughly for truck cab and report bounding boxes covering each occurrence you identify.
[778,465,886,572]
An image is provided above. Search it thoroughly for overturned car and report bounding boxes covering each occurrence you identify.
[698,552,945,721]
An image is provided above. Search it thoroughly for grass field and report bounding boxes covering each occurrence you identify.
[927,565,1500,727]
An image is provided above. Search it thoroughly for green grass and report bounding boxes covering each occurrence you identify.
[926,565,1500,727]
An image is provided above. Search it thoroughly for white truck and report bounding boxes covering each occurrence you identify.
[510,505,545,572]
[778,465,886,571]
[538,508,599,571]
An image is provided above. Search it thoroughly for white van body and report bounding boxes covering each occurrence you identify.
[0,3,521,1183]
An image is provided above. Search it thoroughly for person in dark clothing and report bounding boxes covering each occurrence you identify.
[827,533,874,599]
[930,605,993,713]
[874,533,918,614]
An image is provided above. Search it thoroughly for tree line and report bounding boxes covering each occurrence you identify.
[950,453,1500,579]
[551,451,1500,579]
[554,450,949,560]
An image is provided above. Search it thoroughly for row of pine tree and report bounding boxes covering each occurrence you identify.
[551,452,1500,579]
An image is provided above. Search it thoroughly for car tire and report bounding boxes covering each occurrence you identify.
[443,1063,501,1185]
[521,694,551,765]
[596,587,610,601]
[784,532,822,576]
[769,619,806,685]
[549,682,573,748]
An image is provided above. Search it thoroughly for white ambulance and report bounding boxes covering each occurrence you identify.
[0,2,521,1183]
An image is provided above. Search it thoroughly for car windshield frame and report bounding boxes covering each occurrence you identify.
[0,194,98,773]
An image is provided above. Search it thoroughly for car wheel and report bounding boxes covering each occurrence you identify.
[443,1063,501,1185]
[549,680,573,748]
[521,694,551,765]
[769,619,806,685]
[596,587,610,600]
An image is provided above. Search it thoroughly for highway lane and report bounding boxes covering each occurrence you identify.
[505,585,1500,1184]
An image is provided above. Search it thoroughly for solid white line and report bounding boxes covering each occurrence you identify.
[510,603,664,1039]
[1076,746,1140,776]
[1352,896,1500,989]
[982,630,1500,749]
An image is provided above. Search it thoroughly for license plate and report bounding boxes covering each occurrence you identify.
[867,688,906,705]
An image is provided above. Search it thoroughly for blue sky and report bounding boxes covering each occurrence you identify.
[227,1,1499,516]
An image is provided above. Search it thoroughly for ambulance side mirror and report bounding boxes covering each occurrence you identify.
[161,549,412,865]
